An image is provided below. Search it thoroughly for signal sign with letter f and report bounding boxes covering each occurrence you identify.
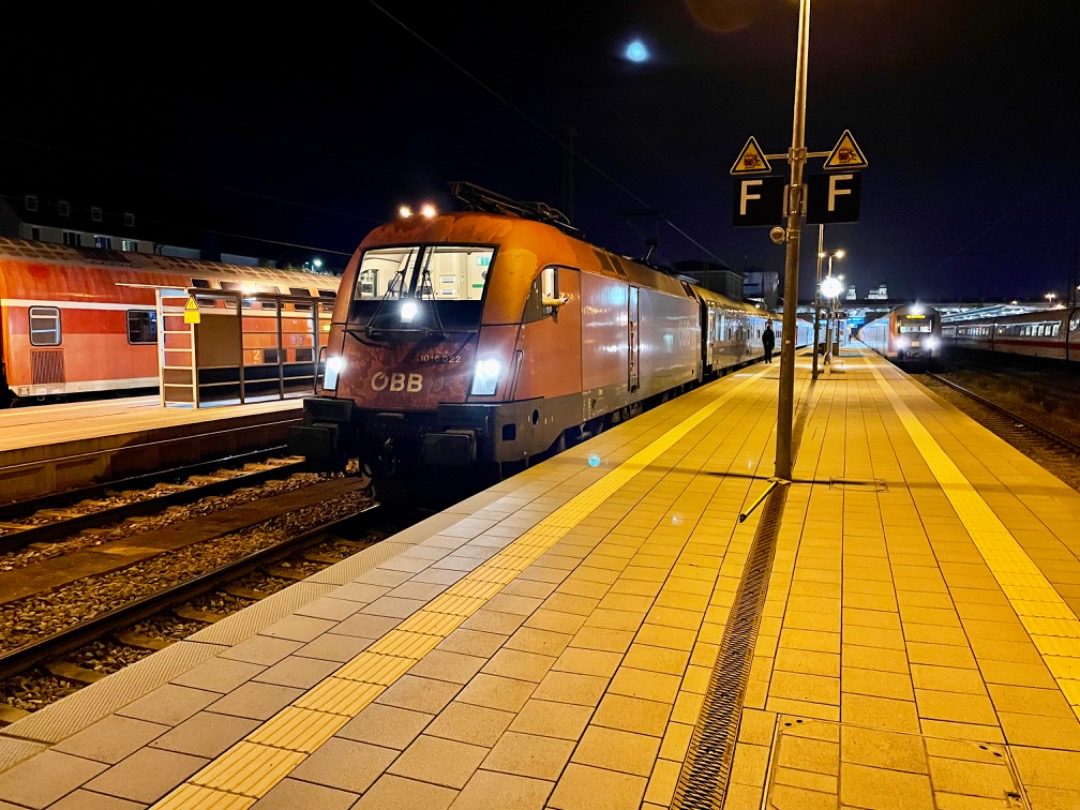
[732,176,786,227]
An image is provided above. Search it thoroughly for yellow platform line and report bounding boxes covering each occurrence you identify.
[149,367,772,808]
[867,360,1080,721]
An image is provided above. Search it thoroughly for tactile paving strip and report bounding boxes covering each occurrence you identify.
[867,360,1080,721]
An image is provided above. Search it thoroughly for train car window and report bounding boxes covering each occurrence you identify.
[127,311,158,344]
[289,287,314,312]
[318,290,336,299]
[261,301,278,311]
[29,307,61,346]
[218,281,249,308]
[190,278,211,289]
[295,347,315,362]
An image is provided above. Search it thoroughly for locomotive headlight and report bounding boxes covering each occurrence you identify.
[471,357,502,396]
[896,337,909,349]
[324,356,345,390]
[400,299,418,323]
[925,336,939,350]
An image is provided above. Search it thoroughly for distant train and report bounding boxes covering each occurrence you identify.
[940,307,1080,363]
[0,237,340,406]
[857,303,942,371]
[288,182,814,485]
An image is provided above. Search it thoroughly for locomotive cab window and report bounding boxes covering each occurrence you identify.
[351,245,493,333]
[30,306,61,346]
[127,311,158,344]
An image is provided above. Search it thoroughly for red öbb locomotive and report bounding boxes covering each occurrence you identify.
[289,183,812,483]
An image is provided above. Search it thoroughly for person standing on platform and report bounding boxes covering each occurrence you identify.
[762,320,775,364]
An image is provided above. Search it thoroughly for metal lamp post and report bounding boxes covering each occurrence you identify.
[818,250,843,364]
[774,0,811,482]
[812,226,824,380]
[820,272,843,367]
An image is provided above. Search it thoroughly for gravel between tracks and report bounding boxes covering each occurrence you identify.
[918,371,1080,492]
[0,481,375,652]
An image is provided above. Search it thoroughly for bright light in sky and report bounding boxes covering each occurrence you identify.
[624,40,649,63]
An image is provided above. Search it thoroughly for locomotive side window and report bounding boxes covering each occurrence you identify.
[523,265,570,322]
[30,306,61,346]
[191,278,211,289]
[127,311,158,344]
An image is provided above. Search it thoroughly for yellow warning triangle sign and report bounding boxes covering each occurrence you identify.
[730,136,771,175]
[185,295,199,311]
[824,130,868,170]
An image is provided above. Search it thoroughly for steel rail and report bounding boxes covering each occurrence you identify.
[0,503,387,683]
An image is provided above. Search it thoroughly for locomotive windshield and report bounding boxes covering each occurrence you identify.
[355,245,492,301]
[348,244,493,337]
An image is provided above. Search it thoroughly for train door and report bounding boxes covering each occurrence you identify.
[629,287,640,394]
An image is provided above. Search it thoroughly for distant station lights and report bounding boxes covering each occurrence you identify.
[399,203,437,219]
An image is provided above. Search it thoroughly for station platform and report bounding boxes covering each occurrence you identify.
[1,348,1078,810]
[0,395,305,503]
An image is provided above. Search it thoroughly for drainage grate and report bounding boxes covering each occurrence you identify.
[672,482,787,809]
[671,384,813,808]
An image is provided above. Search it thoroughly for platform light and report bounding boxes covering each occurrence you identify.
[400,299,418,323]
[471,357,502,395]
[821,275,843,299]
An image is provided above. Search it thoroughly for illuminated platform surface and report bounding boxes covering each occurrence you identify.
[1,349,1078,809]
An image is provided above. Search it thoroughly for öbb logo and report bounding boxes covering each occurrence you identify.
[371,372,423,392]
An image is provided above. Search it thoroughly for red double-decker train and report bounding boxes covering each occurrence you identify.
[0,237,340,406]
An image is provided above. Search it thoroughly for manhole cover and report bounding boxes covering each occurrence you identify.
[763,716,1028,809]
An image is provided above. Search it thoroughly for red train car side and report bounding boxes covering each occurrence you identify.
[0,238,340,405]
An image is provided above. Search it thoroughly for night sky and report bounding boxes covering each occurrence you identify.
[4,1,1077,303]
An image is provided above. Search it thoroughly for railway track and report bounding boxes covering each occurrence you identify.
[0,483,425,724]
[936,350,1080,400]
[0,449,309,552]
[924,372,1080,461]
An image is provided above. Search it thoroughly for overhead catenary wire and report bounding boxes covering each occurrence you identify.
[370,1,733,269]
